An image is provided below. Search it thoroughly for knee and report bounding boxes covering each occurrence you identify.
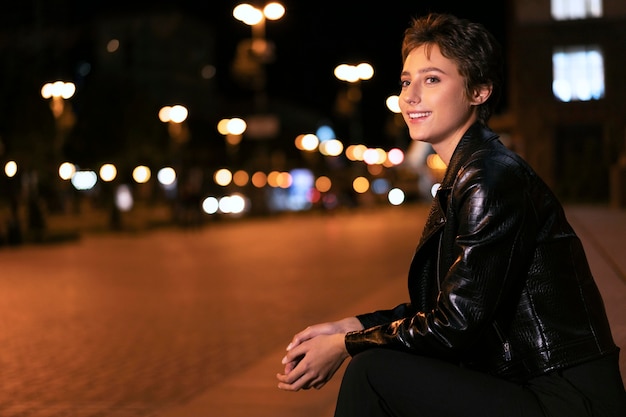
[343,349,390,384]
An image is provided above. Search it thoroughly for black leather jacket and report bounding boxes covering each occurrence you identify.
[345,123,618,382]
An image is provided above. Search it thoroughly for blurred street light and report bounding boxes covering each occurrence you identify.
[36,80,77,236]
[58,162,76,180]
[334,62,374,105]
[225,117,247,135]
[319,139,344,157]
[157,167,177,187]
[159,104,189,146]
[70,170,97,191]
[385,95,401,113]
[294,133,320,152]
[159,105,188,124]
[41,81,75,118]
[232,2,285,105]
[132,165,151,184]
[59,162,76,181]
[4,160,18,178]
[218,117,247,147]
[233,2,284,59]
[41,80,76,155]
[99,163,117,182]
[334,63,374,83]
[334,62,374,142]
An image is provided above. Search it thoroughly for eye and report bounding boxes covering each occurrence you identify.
[399,79,410,88]
[425,76,440,84]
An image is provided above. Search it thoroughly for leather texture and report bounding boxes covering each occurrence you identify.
[345,123,618,382]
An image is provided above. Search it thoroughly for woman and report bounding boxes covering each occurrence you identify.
[276,13,625,416]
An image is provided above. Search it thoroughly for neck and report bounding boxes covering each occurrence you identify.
[432,139,460,167]
[433,117,479,166]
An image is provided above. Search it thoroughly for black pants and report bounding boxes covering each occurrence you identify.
[334,349,626,417]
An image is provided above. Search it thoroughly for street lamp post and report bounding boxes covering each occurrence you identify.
[333,62,374,142]
[29,80,78,240]
[233,2,284,59]
[41,81,76,155]
[158,104,189,148]
[232,2,285,108]
[158,104,191,226]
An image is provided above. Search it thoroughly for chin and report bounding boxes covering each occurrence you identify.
[409,132,429,143]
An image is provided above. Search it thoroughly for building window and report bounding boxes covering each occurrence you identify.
[552,46,605,102]
[551,0,602,20]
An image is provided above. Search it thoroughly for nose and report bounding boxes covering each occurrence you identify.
[400,84,419,106]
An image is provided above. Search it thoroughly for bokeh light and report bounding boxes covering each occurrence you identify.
[233,170,250,186]
[319,139,343,156]
[251,171,267,188]
[71,170,98,190]
[202,196,219,214]
[58,162,76,180]
[4,161,17,177]
[157,167,177,186]
[214,168,233,186]
[353,176,369,194]
[219,194,246,214]
[386,95,401,113]
[387,148,404,165]
[99,163,117,182]
[116,184,133,211]
[388,188,405,205]
[315,176,332,193]
[132,166,151,184]
[227,118,246,135]
[264,2,285,20]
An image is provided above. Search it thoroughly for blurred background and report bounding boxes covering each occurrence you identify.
[1,0,625,245]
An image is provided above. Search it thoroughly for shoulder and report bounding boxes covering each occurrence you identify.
[458,143,532,189]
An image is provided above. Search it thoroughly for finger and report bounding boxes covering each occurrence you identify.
[277,358,306,383]
[276,373,297,391]
[279,378,310,391]
[282,346,305,366]
[283,349,305,372]
[277,356,315,391]
[276,371,308,391]
[287,327,314,350]
[283,359,299,374]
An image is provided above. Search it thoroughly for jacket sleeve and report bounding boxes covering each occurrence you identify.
[355,303,417,329]
[345,154,537,358]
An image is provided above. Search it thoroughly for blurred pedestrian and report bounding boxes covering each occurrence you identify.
[276,13,625,416]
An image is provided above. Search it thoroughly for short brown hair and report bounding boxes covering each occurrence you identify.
[402,13,503,122]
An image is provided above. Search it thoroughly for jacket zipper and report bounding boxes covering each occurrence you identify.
[436,232,443,292]
[438,229,512,362]
[493,322,512,362]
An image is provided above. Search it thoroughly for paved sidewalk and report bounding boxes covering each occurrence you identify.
[154,205,626,417]
[566,205,626,371]
[153,275,406,417]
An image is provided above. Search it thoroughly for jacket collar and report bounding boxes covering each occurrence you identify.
[439,122,500,190]
[417,123,499,244]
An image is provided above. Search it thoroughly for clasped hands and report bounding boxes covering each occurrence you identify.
[276,317,363,391]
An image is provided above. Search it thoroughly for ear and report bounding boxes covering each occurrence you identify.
[470,84,492,106]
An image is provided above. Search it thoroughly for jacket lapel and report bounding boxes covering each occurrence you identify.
[416,122,499,249]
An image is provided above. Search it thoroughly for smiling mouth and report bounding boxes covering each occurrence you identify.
[408,111,431,119]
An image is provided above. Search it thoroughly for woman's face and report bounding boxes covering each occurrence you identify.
[398,43,480,149]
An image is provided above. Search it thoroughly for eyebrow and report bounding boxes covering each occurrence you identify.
[400,67,447,77]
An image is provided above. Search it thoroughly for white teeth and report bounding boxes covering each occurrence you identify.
[409,112,430,119]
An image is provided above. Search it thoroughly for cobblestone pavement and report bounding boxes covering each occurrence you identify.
[0,204,430,417]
